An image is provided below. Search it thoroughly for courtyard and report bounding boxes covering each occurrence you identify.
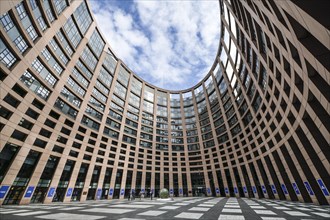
[0,197,329,220]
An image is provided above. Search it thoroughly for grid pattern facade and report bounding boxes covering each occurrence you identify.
[0,0,329,206]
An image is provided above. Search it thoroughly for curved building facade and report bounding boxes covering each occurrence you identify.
[0,0,329,206]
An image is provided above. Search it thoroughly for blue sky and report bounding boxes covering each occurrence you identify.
[90,0,220,90]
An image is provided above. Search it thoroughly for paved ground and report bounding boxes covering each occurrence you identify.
[1,197,329,220]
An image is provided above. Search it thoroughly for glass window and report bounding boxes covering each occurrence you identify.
[109,109,122,121]
[156,136,168,143]
[92,88,107,103]
[20,71,51,100]
[73,1,92,35]
[157,91,167,105]
[63,17,82,48]
[26,25,38,41]
[208,91,218,105]
[156,128,168,135]
[224,27,230,48]
[60,86,82,107]
[42,0,55,23]
[76,60,92,79]
[112,94,125,106]
[183,93,193,106]
[98,67,112,87]
[157,105,167,117]
[110,101,123,113]
[95,80,109,95]
[117,65,130,86]
[131,77,142,95]
[80,47,97,71]
[72,68,89,88]
[106,118,121,129]
[67,77,85,97]
[187,136,199,143]
[125,118,138,128]
[140,140,152,148]
[142,126,153,133]
[114,81,127,100]
[31,58,57,87]
[129,92,140,108]
[12,150,40,186]
[141,132,152,141]
[0,143,20,182]
[144,86,154,102]
[41,48,63,75]
[143,100,154,113]
[14,36,28,53]
[1,12,28,53]
[214,64,222,83]
[16,3,38,41]
[123,135,136,144]
[103,50,117,74]
[56,31,73,57]
[219,80,227,94]
[170,93,180,106]
[89,96,105,112]
[54,0,68,15]
[85,105,103,121]
[0,12,14,31]
[229,10,237,38]
[194,86,204,103]
[0,38,16,68]
[203,139,215,148]
[127,104,139,114]
[89,30,105,58]
[220,45,228,67]
[49,38,68,65]
[197,100,207,114]
[205,76,215,94]
[124,126,137,136]
[29,0,47,31]
[230,72,237,89]
[126,111,139,121]
[170,107,181,118]
[223,2,229,24]
[81,115,100,131]
[54,98,78,119]
[230,38,237,63]
[103,127,119,139]
[184,106,195,117]
[16,3,27,19]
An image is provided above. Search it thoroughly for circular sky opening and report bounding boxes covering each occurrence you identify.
[90,0,220,90]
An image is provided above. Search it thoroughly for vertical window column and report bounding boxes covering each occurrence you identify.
[53,159,75,202]
[3,150,41,205]
[31,156,60,203]
[0,12,29,53]
[72,163,89,202]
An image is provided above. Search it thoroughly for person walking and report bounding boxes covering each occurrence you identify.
[132,190,135,200]
[150,190,153,200]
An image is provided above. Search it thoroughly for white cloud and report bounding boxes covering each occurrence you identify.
[90,0,220,90]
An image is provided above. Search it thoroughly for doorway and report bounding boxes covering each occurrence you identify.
[191,172,206,197]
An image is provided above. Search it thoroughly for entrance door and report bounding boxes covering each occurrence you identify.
[52,187,66,202]
[193,187,206,197]
[30,187,48,203]
[3,186,25,205]
[191,172,206,197]
[71,188,82,201]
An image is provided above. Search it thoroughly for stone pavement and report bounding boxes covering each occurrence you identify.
[1,197,329,220]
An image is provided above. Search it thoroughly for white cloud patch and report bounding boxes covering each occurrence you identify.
[90,0,220,90]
